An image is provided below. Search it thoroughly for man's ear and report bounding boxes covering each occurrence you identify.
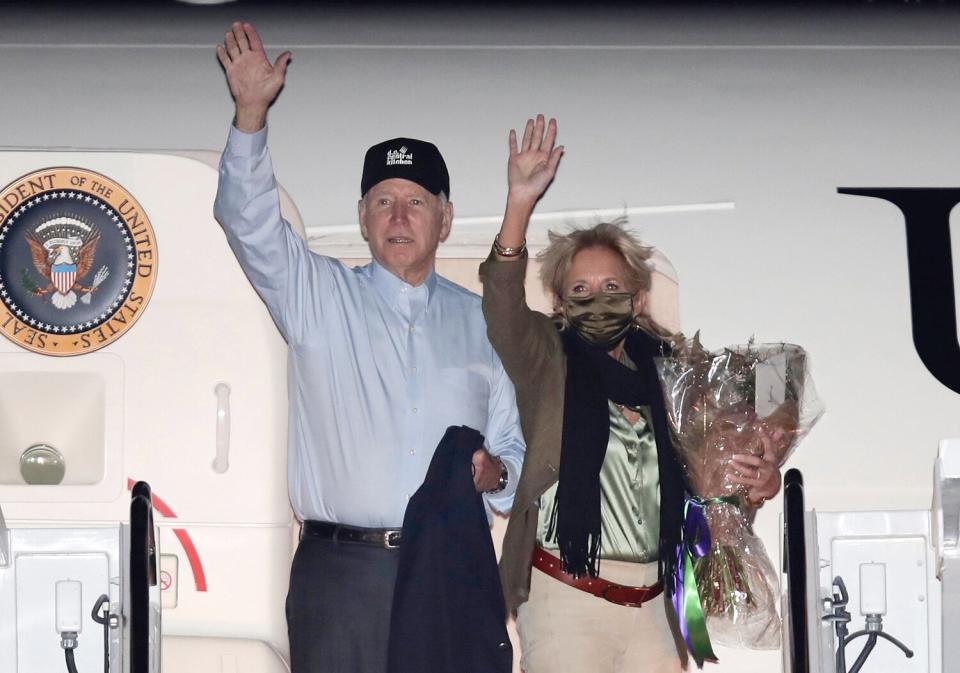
[439,200,453,242]
[358,198,369,241]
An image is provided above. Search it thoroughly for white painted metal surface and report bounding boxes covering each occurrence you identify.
[1,527,121,673]
[0,151,293,669]
[812,510,941,673]
[933,438,960,673]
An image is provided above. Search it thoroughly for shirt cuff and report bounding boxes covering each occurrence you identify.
[483,451,521,516]
[226,124,268,158]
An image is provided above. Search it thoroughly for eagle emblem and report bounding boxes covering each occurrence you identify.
[0,167,159,356]
[24,215,110,310]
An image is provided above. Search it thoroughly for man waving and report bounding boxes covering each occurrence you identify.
[214,21,525,673]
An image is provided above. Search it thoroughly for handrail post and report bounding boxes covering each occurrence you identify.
[784,468,809,673]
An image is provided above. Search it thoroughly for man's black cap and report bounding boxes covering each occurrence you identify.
[360,137,450,198]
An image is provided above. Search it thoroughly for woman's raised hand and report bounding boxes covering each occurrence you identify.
[507,115,564,207]
[494,115,563,258]
[216,21,292,132]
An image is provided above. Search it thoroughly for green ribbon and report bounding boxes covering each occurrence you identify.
[674,495,740,668]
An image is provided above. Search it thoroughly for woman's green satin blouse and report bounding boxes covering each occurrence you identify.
[537,400,661,563]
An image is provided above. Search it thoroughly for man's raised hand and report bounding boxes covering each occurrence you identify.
[216,22,291,133]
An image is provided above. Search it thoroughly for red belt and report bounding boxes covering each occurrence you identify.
[532,545,663,608]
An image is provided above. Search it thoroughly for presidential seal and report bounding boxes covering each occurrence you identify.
[0,168,158,355]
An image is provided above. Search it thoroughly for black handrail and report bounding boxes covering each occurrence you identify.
[129,481,157,673]
[783,468,809,673]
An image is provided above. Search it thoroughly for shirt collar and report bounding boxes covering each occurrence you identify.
[369,259,438,305]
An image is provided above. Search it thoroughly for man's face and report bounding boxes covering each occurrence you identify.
[359,178,453,286]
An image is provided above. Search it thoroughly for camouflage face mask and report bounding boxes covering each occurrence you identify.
[563,292,635,349]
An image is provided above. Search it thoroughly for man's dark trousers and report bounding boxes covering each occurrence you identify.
[286,532,399,673]
[285,425,511,673]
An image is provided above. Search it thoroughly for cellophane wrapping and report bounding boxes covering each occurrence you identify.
[656,335,824,649]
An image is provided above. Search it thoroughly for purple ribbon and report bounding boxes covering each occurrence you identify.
[672,497,721,667]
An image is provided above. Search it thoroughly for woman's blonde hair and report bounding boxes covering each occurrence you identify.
[537,218,673,338]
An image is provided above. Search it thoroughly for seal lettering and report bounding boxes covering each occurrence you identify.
[0,167,158,355]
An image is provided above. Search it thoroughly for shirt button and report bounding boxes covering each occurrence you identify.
[411,366,418,373]
[409,448,416,455]
[412,407,418,413]
[409,326,416,332]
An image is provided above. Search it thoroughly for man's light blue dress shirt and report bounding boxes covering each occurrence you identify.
[214,126,525,528]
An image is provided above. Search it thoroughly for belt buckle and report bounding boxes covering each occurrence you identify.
[600,584,646,608]
[382,530,401,549]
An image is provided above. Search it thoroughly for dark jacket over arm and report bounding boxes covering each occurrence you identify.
[388,426,512,673]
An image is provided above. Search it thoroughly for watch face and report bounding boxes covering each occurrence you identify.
[490,457,509,494]
[0,167,158,355]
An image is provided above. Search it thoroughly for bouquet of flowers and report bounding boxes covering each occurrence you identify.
[655,335,823,660]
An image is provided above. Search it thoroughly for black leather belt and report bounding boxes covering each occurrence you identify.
[302,520,402,549]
